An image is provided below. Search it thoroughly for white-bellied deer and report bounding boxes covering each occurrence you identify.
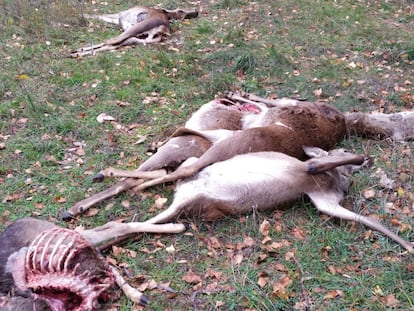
[0,218,186,310]
[63,96,347,219]
[69,147,412,253]
[70,7,198,57]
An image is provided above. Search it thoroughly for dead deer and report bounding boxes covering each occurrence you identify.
[156,147,410,252]
[0,218,186,310]
[345,111,414,141]
[70,7,198,57]
[63,97,347,219]
[68,147,412,253]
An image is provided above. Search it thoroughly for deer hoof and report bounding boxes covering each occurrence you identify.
[140,294,148,306]
[92,173,105,182]
[182,222,191,230]
[61,211,74,221]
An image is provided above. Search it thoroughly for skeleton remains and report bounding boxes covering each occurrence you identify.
[70,6,198,57]
[0,218,186,310]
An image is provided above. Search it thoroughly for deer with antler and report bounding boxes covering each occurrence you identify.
[70,6,198,57]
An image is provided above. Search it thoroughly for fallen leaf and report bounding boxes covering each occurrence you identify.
[291,227,305,240]
[165,244,176,254]
[106,256,117,266]
[380,294,399,307]
[205,268,223,280]
[54,196,67,203]
[121,200,130,208]
[182,269,202,284]
[362,188,376,199]
[259,219,271,236]
[274,263,288,272]
[272,275,293,299]
[15,73,30,80]
[313,88,323,97]
[257,253,268,264]
[155,197,168,209]
[257,275,269,288]
[86,208,99,217]
[233,253,244,265]
[96,113,116,123]
[323,289,344,300]
[285,249,296,261]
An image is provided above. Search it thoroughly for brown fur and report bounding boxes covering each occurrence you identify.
[138,135,212,172]
[134,102,347,191]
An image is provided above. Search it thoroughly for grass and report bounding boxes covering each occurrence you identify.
[0,0,413,310]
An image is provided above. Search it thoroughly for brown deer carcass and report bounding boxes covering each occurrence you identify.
[64,147,413,253]
[63,97,347,219]
[106,100,347,193]
[345,111,414,141]
[70,6,198,57]
[0,218,186,310]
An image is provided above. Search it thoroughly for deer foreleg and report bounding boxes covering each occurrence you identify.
[62,178,143,220]
[79,221,186,246]
[70,36,146,58]
[110,266,148,306]
[225,91,290,107]
[224,91,265,107]
[92,168,167,182]
[309,192,413,253]
[70,43,119,57]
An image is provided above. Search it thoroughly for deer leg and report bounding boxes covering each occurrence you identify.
[306,154,366,174]
[92,168,167,182]
[225,91,266,106]
[70,43,119,57]
[308,192,413,253]
[110,266,148,306]
[78,222,186,246]
[225,91,288,107]
[70,36,145,57]
[62,178,143,220]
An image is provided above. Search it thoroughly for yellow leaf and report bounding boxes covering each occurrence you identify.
[397,187,404,197]
[374,285,384,296]
[16,74,30,80]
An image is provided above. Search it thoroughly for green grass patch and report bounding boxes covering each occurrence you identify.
[0,0,413,309]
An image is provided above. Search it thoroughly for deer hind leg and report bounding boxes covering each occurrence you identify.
[308,192,413,253]
[70,36,143,58]
[78,222,186,246]
[62,178,143,220]
[306,154,366,174]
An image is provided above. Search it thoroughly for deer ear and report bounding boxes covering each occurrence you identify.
[302,146,328,158]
